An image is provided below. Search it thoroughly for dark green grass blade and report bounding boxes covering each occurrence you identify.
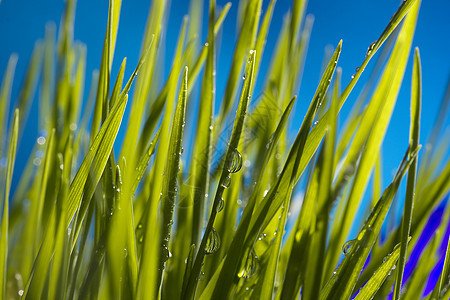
[393,47,422,300]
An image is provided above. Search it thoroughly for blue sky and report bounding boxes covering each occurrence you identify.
[1,0,449,192]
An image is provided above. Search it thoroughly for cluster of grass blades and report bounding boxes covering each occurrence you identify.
[1,0,450,299]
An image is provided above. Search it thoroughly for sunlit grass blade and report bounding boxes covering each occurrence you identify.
[202,41,340,300]
[157,66,188,291]
[183,49,256,300]
[319,147,419,300]
[131,129,160,196]
[198,95,296,300]
[67,47,147,238]
[301,68,340,300]
[354,241,404,300]
[393,47,422,300]
[0,109,18,299]
[325,1,420,276]
[217,0,261,127]
[296,0,420,185]
[190,0,216,253]
[136,18,187,300]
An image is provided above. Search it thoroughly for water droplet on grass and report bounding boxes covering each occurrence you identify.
[205,227,220,254]
[238,249,259,278]
[366,41,377,57]
[355,67,360,72]
[37,136,46,145]
[229,150,242,173]
[342,239,357,256]
[222,175,231,188]
[216,198,224,213]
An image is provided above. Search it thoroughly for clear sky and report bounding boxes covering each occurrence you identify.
[1,0,449,192]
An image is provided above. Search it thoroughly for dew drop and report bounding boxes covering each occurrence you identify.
[33,158,41,166]
[366,41,377,57]
[18,290,24,296]
[199,270,205,281]
[351,74,355,79]
[69,123,78,131]
[216,198,224,213]
[342,239,357,256]
[229,150,243,173]
[243,73,246,80]
[136,223,144,243]
[222,175,231,188]
[161,245,170,262]
[181,147,184,154]
[355,67,360,72]
[37,136,46,145]
[238,249,259,278]
[205,227,221,254]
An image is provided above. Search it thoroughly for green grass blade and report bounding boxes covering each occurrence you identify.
[136,19,187,300]
[302,68,340,300]
[157,66,188,291]
[198,95,296,300]
[0,55,18,149]
[325,1,420,276]
[354,242,404,300]
[190,0,216,252]
[296,0,419,186]
[319,147,419,300]
[0,109,18,299]
[66,48,147,235]
[217,0,261,127]
[183,49,256,300]
[131,129,160,196]
[393,47,422,300]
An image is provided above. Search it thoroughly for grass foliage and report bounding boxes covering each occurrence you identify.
[1,0,450,299]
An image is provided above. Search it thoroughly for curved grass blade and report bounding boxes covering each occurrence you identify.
[182,49,256,300]
[136,3,230,157]
[296,0,420,186]
[201,41,340,300]
[325,1,420,276]
[319,147,420,300]
[66,48,147,236]
[0,109,18,299]
[354,242,404,300]
[393,47,422,300]
[198,95,296,300]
